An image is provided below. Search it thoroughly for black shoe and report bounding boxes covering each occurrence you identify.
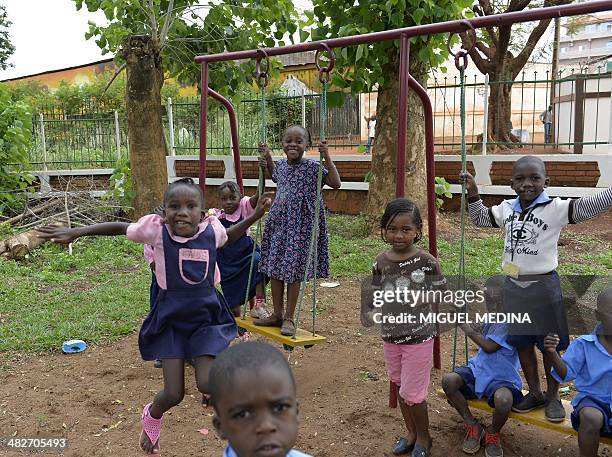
[392,437,415,455]
[153,359,162,369]
[545,398,566,422]
[411,440,432,457]
[511,392,546,413]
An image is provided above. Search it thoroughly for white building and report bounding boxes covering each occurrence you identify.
[559,12,612,73]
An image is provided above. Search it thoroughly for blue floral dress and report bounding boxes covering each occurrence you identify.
[259,158,330,283]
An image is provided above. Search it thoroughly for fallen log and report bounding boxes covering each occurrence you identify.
[0,224,66,260]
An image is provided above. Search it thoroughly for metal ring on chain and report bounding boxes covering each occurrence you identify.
[454,50,469,71]
[255,49,270,88]
[315,43,335,84]
[447,20,477,58]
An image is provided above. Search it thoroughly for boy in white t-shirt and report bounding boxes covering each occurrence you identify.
[364,115,376,154]
[461,156,611,423]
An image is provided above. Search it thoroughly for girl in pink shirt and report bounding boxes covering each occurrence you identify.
[38,178,272,455]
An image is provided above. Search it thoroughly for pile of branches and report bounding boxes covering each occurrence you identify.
[0,178,132,260]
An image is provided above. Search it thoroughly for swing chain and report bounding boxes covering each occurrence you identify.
[447,20,476,71]
[256,49,270,89]
[315,44,335,84]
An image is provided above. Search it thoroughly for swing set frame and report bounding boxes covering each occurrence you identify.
[194,0,612,393]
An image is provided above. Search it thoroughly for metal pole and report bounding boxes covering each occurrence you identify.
[301,89,306,128]
[396,34,410,198]
[608,84,612,145]
[199,64,209,194]
[167,97,175,156]
[39,113,47,172]
[114,110,121,160]
[482,74,489,155]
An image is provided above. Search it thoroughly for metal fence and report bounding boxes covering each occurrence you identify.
[26,67,611,170]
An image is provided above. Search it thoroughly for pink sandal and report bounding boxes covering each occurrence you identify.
[140,403,162,454]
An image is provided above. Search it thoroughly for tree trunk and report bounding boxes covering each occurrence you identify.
[365,52,428,228]
[123,35,168,219]
[487,64,520,150]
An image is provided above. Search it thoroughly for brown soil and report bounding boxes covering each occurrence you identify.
[1,280,611,457]
[1,213,610,457]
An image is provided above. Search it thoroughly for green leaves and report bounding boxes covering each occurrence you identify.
[0,84,33,216]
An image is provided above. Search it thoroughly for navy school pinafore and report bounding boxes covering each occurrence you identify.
[138,224,237,361]
[217,217,265,308]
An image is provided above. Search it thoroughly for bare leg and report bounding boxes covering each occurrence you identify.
[577,407,603,457]
[231,306,241,317]
[442,373,476,424]
[271,278,285,318]
[517,345,543,397]
[408,401,431,449]
[255,281,266,299]
[397,388,417,445]
[490,387,513,432]
[284,281,301,320]
[140,359,185,453]
[542,350,560,400]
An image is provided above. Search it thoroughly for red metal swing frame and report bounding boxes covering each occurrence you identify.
[194,0,612,408]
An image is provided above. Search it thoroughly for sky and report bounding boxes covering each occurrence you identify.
[0,0,108,80]
[0,0,314,82]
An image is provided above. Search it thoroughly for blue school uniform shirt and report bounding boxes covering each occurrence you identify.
[468,323,522,397]
[223,447,312,457]
[551,324,612,411]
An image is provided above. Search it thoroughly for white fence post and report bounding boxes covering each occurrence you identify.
[301,89,306,128]
[114,110,121,160]
[168,97,175,156]
[482,74,489,156]
[39,113,47,171]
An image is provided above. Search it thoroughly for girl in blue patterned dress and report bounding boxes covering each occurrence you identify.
[38,178,272,455]
[256,125,341,336]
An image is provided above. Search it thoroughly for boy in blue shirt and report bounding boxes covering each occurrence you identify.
[442,276,523,457]
[209,341,312,457]
[545,287,612,457]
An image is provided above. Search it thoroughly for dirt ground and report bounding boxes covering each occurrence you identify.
[0,214,610,457]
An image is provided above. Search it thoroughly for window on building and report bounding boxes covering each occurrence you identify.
[607,40,612,50]
[585,24,597,33]
[578,44,586,51]
[561,47,567,53]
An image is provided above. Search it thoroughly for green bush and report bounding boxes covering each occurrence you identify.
[0,83,33,215]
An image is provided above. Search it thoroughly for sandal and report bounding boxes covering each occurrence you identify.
[202,394,211,409]
[280,319,296,337]
[253,315,282,327]
[140,403,161,455]
[392,437,416,455]
[411,439,432,457]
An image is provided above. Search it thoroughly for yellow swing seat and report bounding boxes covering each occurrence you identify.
[437,389,612,445]
[236,316,327,348]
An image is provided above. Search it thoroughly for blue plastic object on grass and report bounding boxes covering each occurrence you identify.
[62,339,87,354]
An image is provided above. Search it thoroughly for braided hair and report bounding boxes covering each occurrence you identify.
[380,198,423,243]
[217,180,241,197]
[164,177,204,206]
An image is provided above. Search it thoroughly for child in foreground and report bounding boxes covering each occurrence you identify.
[545,287,612,457]
[363,198,446,457]
[462,156,611,422]
[209,341,312,457]
[442,276,523,457]
[38,178,273,455]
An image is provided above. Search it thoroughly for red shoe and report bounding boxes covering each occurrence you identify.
[462,422,484,454]
[484,431,503,457]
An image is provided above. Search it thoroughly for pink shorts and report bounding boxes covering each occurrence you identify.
[383,339,434,405]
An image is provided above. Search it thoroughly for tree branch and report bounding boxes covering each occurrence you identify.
[511,17,553,77]
[476,0,499,48]
[467,45,493,74]
[507,0,532,12]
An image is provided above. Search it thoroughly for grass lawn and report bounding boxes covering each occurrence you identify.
[0,214,609,354]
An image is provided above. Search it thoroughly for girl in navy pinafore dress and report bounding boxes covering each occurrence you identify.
[215,181,269,319]
[37,178,272,455]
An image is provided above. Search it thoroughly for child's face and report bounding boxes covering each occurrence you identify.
[213,366,299,457]
[510,161,549,207]
[219,187,241,215]
[383,212,419,254]
[282,126,308,163]
[596,298,612,334]
[163,185,203,237]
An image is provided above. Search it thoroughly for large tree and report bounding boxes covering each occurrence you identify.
[308,0,471,223]
[0,3,15,70]
[75,0,298,217]
[461,0,570,148]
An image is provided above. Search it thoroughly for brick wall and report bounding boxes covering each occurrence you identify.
[490,161,600,187]
[48,175,112,191]
[334,161,370,182]
[174,160,225,178]
[435,161,476,184]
